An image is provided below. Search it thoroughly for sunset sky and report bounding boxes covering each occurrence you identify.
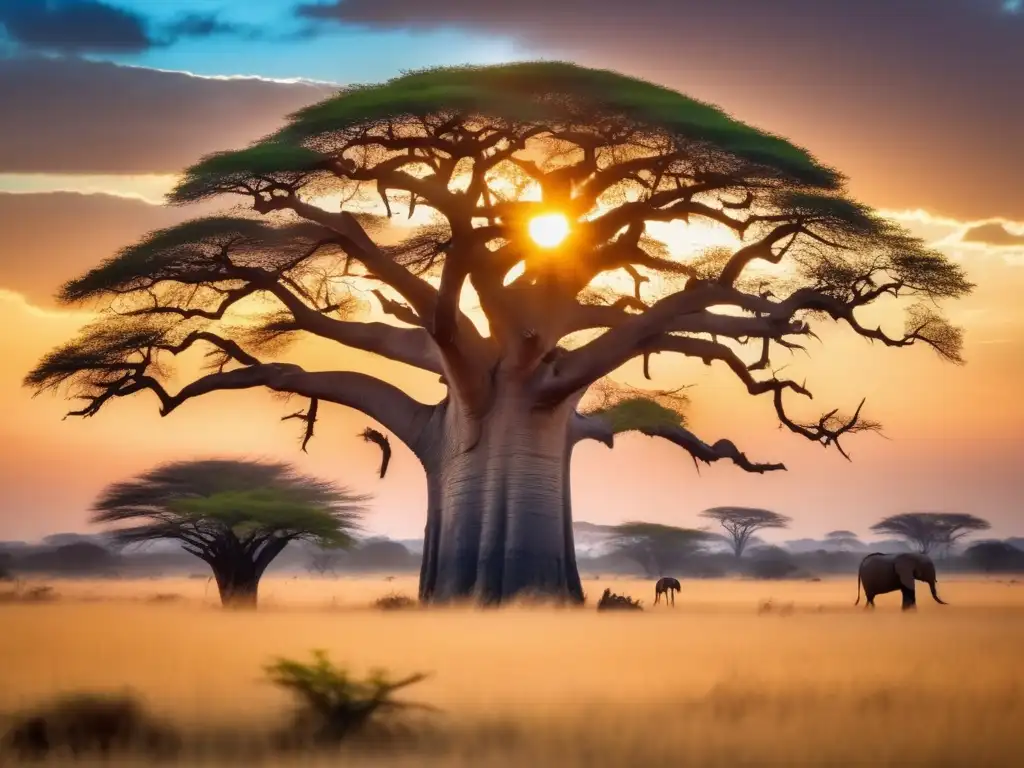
[1,0,1023,544]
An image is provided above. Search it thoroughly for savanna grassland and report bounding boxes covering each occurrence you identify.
[3,575,1024,766]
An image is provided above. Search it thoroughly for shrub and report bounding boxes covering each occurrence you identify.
[374,592,416,610]
[596,588,643,611]
[0,584,58,604]
[0,692,178,760]
[265,649,433,746]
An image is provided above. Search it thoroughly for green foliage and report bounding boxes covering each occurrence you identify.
[23,318,168,395]
[171,142,326,203]
[92,459,367,555]
[265,650,431,744]
[170,61,840,205]
[59,216,336,304]
[171,487,356,548]
[582,380,690,434]
[588,396,685,434]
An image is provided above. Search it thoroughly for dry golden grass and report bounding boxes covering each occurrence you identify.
[3,575,1024,766]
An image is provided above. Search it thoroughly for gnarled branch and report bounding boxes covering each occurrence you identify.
[639,424,786,474]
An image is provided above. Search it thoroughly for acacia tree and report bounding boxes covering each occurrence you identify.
[870,512,990,556]
[700,507,792,558]
[27,63,971,604]
[825,529,864,551]
[609,521,713,577]
[92,459,366,607]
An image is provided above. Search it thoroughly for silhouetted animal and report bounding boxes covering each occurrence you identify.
[654,576,681,606]
[855,552,948,611]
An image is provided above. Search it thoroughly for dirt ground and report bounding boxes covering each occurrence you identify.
[2,574,1023,766]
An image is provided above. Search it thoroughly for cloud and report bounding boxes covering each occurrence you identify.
[0,1,287,54]
[0,191,198,305]
[0,56,334,174]
[297,0,1024,221]
[0,0,149,54]
[962,222,1024,247]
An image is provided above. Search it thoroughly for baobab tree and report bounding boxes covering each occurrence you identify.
[870,512,990,556]
[91,459,366,607]
[26,62,971,604]
[701,507,792,558]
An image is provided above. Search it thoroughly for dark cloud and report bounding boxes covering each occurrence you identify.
[0,192,194,305]
[0,1,286,54]
[298,0,1024,220]
[0,56,334,174]
[962,223,1024,247]
[0,0,150,54]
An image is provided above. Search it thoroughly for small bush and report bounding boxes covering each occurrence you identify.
[1,692,179,760]
[146,593,184,604]
[374,592,416,611]
[596,588,643,611]
[0,584,58,604]
[265,649,433,746]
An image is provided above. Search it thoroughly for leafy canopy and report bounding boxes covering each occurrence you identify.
[173,62,838,204]
[26,60,973,484]
[92,459,367,557]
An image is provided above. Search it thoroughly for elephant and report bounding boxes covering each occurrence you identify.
[855,552,948,610]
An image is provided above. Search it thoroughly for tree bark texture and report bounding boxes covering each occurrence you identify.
[213,560,261,609]
[415,388,584,605]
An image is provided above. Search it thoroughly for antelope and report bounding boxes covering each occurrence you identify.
[654,577,681,606]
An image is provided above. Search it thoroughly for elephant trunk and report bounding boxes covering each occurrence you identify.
[929,579,948,605]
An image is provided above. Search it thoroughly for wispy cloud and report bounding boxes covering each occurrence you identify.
[0,173,177,204]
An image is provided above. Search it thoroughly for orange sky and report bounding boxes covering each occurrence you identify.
[1,35,1023,543]
[2,193,1023,543]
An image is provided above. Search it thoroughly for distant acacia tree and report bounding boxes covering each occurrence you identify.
[307,547,341,577]
[609,522,713,577]
[92,459,367,607]
[27,62,971,605]
[825,529,864,551]
[870,512,990,556]
[964,541,1024,574]
[700,507,792,558]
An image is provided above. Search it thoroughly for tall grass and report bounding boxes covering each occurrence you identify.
[2,575,1023,765]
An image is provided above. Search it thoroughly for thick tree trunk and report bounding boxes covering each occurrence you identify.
[417,392,583,605]
[213,562,260,609]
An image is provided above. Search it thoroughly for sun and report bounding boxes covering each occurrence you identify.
[528,213,570,248]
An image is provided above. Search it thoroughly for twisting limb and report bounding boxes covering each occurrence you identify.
[771,391,881,460]
[638,424,786,474]
[372,289,423,327]
[568,410,615,448]
[359,427,393,478]
[282,397,319,452]
[162,364,431,446]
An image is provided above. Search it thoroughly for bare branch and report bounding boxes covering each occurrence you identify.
[282,397,319,452]
[359,427,393,478]
[638,424,786,474]
[161,363,432,450]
